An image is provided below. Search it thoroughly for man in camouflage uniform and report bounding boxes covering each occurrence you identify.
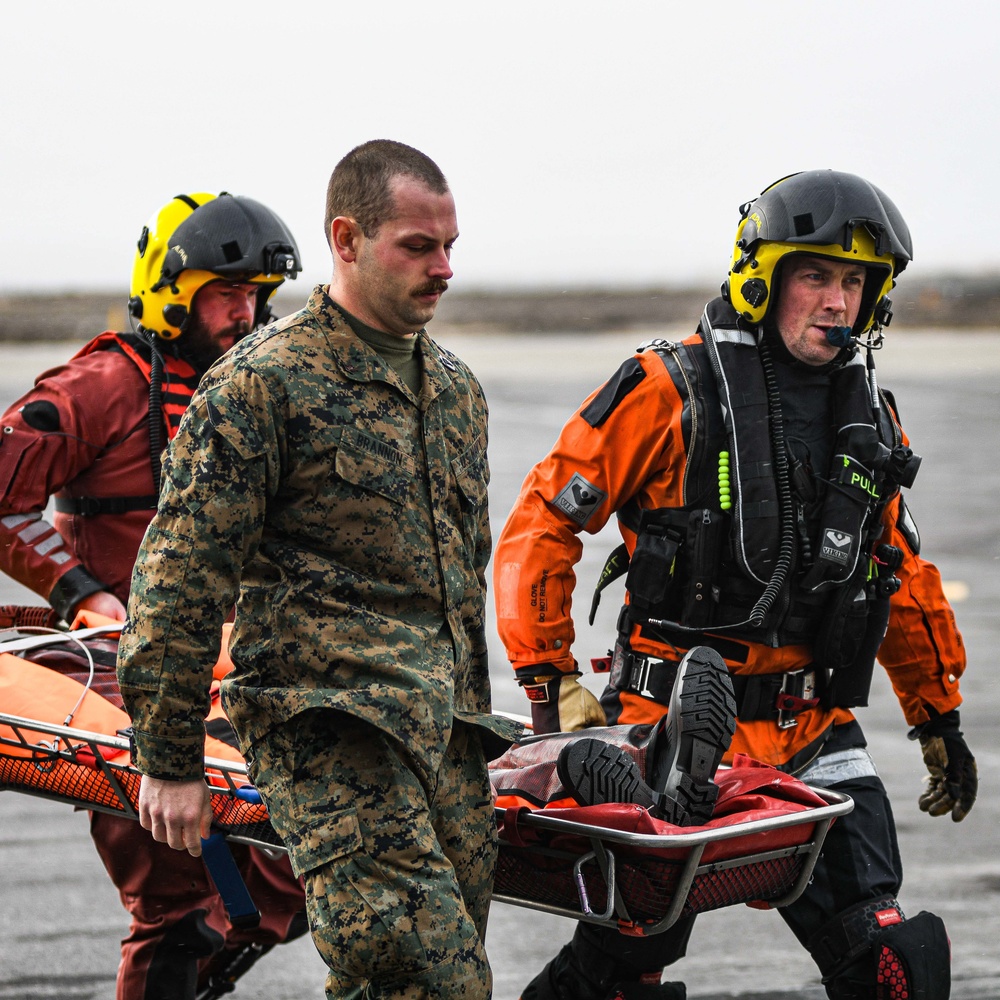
[117,140,522,1000]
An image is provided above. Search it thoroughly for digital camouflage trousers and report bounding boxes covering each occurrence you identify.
[246,707,496,1000]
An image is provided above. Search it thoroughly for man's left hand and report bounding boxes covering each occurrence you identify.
[909,708,978,822]
[138,774,213,855]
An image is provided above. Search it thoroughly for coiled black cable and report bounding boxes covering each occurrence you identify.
[139,328,165,495]
[748,338,796,628]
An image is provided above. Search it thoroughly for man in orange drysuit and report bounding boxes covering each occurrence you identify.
[0,192,308,999]
[493,170,977,1000]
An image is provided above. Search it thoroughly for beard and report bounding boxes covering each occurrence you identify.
[180,317,252,374]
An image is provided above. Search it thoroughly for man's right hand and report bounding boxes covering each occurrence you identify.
[138,774,213,857]
[516,668,607,735]
[71,590,127,622]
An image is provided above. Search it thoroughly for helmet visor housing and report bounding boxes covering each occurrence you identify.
[129,192,301,340]
[726,170,912,335]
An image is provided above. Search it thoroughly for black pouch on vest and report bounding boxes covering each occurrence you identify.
[679,508,729,628]
[625,511,685,618]
[815,577,886,709]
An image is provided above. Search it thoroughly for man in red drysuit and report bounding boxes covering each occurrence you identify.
[0,191,308,999]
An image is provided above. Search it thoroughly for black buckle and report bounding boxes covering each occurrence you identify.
[77,496,106,517]
[624,654,654,698]
[619,651,678,703]
[74,496,129,516]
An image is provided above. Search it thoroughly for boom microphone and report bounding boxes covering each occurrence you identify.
[826,326,853,347]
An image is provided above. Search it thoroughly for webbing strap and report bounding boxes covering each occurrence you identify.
[54,494,159,516]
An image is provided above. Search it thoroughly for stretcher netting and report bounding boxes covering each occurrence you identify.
[0,617,282,850]
[489,729,852,935]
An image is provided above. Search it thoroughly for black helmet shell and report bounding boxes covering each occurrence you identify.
[726,170,913,334]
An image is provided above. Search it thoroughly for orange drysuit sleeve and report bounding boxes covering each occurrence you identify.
[493,347,689,673]
[877,493,965,726]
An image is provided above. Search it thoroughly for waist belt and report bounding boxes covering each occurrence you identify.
[615,647,819,729]
[55,494,159,516]
[731,669,820,729]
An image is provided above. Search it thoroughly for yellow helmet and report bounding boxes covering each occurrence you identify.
[128,192,301,340]
[724,170,912,335]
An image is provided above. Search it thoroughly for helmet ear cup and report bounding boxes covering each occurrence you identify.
[128,295,143,321]
[741,278,768,309]
[160,304,188,338]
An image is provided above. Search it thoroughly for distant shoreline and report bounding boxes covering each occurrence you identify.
[1,276,997,341]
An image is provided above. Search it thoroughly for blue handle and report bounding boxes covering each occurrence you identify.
[201,832,260,928]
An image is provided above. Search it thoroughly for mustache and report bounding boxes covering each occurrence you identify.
[414,280,448,296]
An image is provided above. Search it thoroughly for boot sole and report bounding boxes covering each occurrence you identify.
[556,738,655,810]
[652,646,737,825]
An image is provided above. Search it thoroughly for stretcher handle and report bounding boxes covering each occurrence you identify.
[201,831,261,929]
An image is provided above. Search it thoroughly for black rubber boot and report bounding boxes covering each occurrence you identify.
[145,909,224,1000]
[604,983,687,1000]
[646,645,737,825]
[556,646,736,825]
[519,945,583,1000]
[556,738,657,811]
[196,943,272,1000]
[518,944,686,1000]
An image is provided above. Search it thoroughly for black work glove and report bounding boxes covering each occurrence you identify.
[515,666,607,735]
[907,707,978,822]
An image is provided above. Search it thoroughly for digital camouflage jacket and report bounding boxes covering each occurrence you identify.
[118,285,521,780]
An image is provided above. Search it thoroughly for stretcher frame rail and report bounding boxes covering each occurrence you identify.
[493,786,853,935]
[0,711,282,851]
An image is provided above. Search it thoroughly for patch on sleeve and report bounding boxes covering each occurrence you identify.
[580,358,645,428]
[550,473,607,527]
[496,561,521,620]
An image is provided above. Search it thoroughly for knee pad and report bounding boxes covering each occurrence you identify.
[808,897,950,999]
[875,911,950,999]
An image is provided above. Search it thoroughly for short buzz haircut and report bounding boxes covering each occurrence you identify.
[324,140,449,245]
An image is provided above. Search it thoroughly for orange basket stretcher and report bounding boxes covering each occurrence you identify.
[491,761,853,936]
[0,615,852,938]
[0,709,283,851]
[0,618,282,852]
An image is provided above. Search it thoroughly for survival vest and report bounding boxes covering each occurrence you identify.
[604,298,918,708]
[54,332,202,517]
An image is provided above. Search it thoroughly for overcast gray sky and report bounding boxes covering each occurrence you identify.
[2,0,997,294]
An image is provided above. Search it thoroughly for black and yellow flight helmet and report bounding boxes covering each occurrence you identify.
[725,169,912,336]
[128,192,301,340]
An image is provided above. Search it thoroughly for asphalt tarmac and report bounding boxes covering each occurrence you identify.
[0,327,997,998]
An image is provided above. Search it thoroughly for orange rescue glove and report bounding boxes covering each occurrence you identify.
[515,667,607,735]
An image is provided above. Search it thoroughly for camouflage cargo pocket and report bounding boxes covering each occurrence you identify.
[451,432,488,511]
[296,807,428,977]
